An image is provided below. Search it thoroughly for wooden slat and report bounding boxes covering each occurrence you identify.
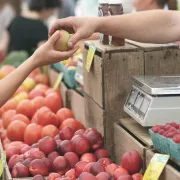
[145,150,180,180]
[84,40,138,53]
[114,123,145,169]
[120,118,153,147]
[84,93,104,136]
[67,90,85,125]
[126,39,178,52]
[145,49,180,75]
[83,52,103,108]
[103,51,144,150]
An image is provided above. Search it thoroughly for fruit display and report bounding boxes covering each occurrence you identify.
[150,122,180,160]
[0,64,144,179]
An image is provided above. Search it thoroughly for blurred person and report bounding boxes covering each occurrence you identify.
[75,0,99,17]
[133,0,177,11]
[0,31,78,107]
[0,0,22,60]
[58,0,75,18]
[1,0,60,57]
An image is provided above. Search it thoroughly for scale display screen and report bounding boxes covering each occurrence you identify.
[125,86,151,121]
[126,87,138,108]
[140,97,150,115]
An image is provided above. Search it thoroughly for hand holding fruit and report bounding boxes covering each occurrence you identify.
[49,17,98,48]
[32,31,79,68]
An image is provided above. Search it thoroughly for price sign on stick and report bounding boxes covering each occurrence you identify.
[53,72,64,90]
[86,43,96,72]
[143,153,170,180]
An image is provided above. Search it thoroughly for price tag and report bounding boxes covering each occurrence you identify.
[86,43,96,72]
[143,153,170,180]
[0,151,6,177]
[53,72,64,90]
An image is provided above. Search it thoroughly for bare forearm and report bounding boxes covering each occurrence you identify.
[0,57,36,106]
[96,10,180,43]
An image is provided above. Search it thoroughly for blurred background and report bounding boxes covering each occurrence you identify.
[0,0,179,64]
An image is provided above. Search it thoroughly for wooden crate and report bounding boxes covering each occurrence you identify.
[83,40,144,152]
[145,150,180,180]
[48,67,68,107]
[126,40,180,75]
[115,118,180,178]
[67,89,85,125]
[83,40,180,153]
[113,122,146,171]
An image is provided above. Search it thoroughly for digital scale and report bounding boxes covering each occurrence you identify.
[75,56,83,86]
[124,76,180,127]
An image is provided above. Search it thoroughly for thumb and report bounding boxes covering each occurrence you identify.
[68,31,82,48]
[48,30,60,45]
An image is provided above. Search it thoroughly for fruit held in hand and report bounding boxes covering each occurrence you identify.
[122,151,143,175]
[54,30,71,51]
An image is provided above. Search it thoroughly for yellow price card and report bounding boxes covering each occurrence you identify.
[86,43,96,72]
[143,153,170,180]
[0,151,6,177]
[53,72,64,90]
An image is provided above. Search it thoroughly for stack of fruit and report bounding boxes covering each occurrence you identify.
[7,127,143,180]
[0,65,144,180]
[150,122,180,160]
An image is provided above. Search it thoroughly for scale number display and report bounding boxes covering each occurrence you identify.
[126,86,151,121]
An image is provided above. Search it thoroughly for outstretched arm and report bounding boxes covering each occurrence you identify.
[0,31,78,107]
[49,10,180,47]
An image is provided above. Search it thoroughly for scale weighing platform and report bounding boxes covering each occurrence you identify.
[124,76,180,127]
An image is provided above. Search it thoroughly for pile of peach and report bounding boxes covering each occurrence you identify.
[7,126,143,180]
